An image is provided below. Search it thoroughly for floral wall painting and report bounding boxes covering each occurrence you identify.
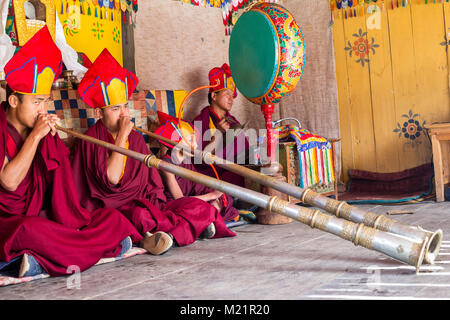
[393,110,427,148]
[441,27,450,51]
[56,0,123,66]
[344,28,379,67]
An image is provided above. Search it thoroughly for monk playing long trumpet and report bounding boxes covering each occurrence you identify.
[71,49,236,255]
[191,63,250,189]
[0,27,141,278]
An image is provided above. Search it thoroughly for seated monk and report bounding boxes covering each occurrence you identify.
[71,49,235,255]
[0,27,141,278]
[155,112,239,222]
[192,63,249,188]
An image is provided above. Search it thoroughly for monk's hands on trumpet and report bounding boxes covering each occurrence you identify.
[117,115,134,140]
[216,117,231,133]
[34,112,61,139]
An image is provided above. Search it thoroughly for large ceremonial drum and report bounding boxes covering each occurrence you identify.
[229,2,305,105]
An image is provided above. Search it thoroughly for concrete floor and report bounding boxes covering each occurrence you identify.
[1,200,450,301]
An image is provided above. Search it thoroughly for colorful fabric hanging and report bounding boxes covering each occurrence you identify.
[329,0,424,17]
[274,124,335,190]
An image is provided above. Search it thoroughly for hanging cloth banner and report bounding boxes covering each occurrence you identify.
[328,0,440,20]
[56,0,123,66]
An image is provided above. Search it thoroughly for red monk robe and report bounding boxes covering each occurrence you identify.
[0,27,141,277]
[155,112,239,222]
[0,103,141,277]
[71,120,236,246]
[71,49,235,247]
[162,154,239,222]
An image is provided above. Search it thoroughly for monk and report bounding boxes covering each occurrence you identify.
[0,27,141,278]
[192,63,249,188]
[155,112,239,222]
[71,49,235,254]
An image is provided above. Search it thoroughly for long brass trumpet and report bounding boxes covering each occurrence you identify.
[58,125,429,273]
[134,126,443,265]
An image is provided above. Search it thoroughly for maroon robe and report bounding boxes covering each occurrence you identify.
[71,120,235,246]
[162,153,239,221]
[0,103,141,277]
[192,106,248,188]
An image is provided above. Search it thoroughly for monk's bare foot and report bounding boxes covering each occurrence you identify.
[140,231,173,255]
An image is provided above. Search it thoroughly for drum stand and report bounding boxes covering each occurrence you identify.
[255,103,293,225]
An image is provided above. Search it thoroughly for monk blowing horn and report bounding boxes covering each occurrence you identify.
[133,126,443,265]
[57,125,429,273]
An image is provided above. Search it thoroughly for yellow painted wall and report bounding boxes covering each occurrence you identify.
[332,1,450,181]
[55,0,123,65]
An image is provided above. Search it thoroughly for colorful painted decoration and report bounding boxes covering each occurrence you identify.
[5,1,18,46]
[344,28,379,67]
[393,110,426,148]
[441,27,450,51]
[63,17,80,37]
[56,0,123,66]
[229,2,305,104]
[12,0,56,46]
[331,0,448,14]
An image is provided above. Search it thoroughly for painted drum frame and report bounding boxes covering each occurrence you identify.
[229,2,306,105]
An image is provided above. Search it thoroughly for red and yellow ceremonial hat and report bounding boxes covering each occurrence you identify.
[154,111,199,149]
[208,63,237,98]
[4,26,62,95]
[78,48,138,108]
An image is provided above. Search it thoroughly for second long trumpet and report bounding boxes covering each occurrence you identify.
[135,126,442,265]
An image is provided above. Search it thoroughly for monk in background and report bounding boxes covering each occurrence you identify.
[71,49,235,255]
[0,27,141,278]
[156,111,239,222]
[192,63,249,189]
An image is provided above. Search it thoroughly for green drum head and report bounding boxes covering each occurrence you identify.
[229,11,278,100]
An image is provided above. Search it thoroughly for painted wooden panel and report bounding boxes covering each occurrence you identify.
[342,13,378,173]
[332,10,355,182]
[444,3,450,94]
[410,4,449,164]
[388,5,424,171]
[366,6,399,173]
[332,1,450,181]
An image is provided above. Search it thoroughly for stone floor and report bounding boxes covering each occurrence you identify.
[1,200,450,301]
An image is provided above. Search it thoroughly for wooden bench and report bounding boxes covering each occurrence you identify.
[426,123,450,202]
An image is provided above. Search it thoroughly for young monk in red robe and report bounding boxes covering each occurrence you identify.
[192,63,249,188]
[71,49,235,254]
[0,27,141,278]
[155,112,239,222]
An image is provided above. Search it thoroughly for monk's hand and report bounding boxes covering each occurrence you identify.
[216,118,231,133]
[47,114,61,136]
[210,198,221,212]
[210,190,224,200]
[32,113,56,140]
[117,116,133,139]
